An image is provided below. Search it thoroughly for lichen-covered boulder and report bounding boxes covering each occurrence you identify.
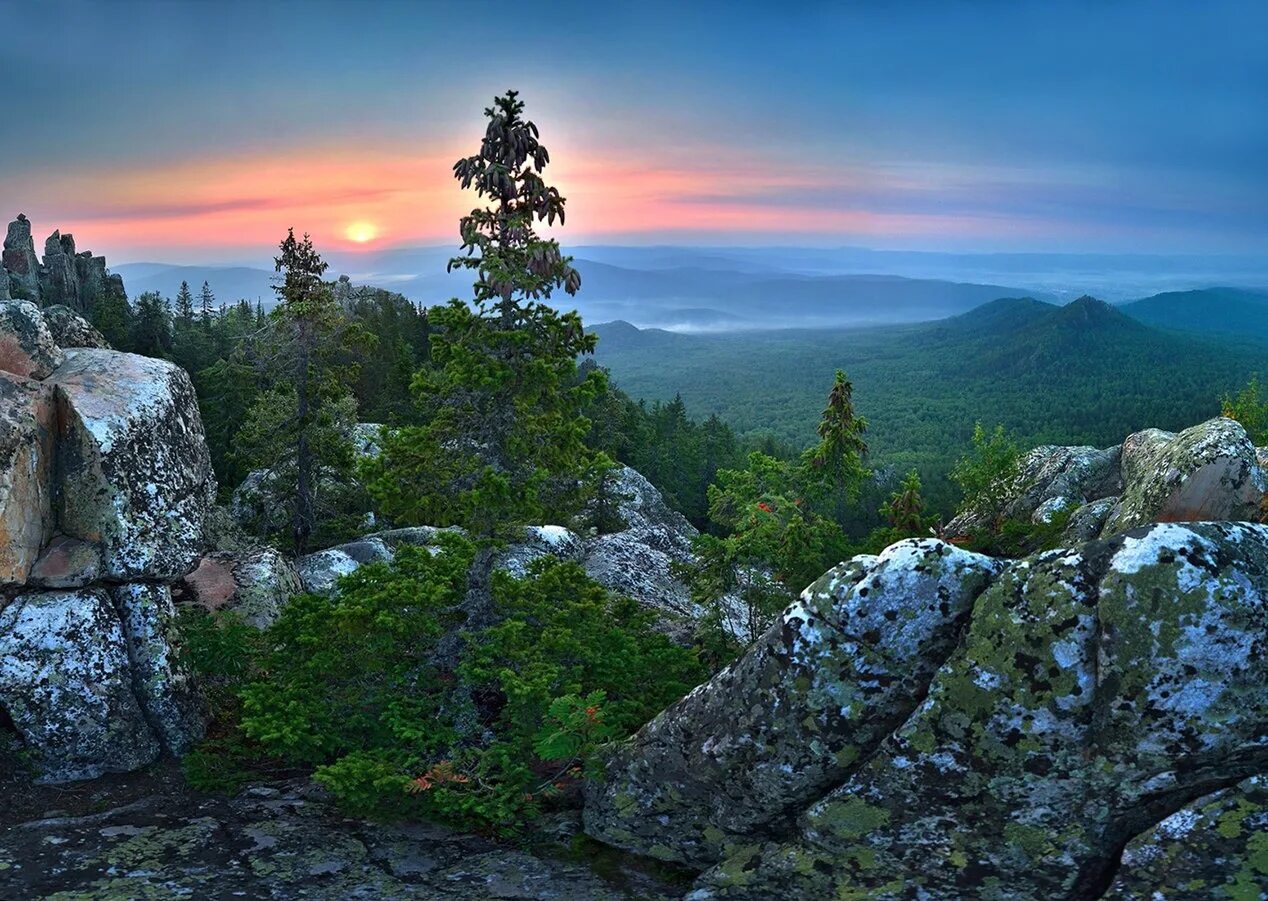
[297,537,394,596]
[946,443,1122,537]
[110,583,205,754]
[690,522,1268,899]
[40,303,110,349]
[0,370,55,585]
[50,348,216,581]
[1101,417,1265,537]
[0,589,160,782]
[1105,775,1268,899]
[1060,495,1117,544]
[180,547,303,628]
[0,299,64,379]
[584,539,1003,867]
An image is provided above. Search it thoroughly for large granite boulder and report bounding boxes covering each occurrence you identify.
[947,443,1123,536]
[39,230,80,311]
[1102,417,1264,535]
[2,214,41,301]
[585,539,1003,867]
[1105,775,1268,898]
[679,522,1268,899]
[179,547,304,629]
[40,303,109,349]
[52,348,216,581]
[0,371,55,585]
[0,589,160,782]
[296,526,456,596]
[0,300,64,379]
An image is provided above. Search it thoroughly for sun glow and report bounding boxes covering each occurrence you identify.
[345,221,380,243]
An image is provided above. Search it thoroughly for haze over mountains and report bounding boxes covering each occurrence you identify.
[113,245,1268,332]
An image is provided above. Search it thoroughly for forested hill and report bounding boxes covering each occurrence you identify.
[590,295,1267,512]
[1121,287,1268,338]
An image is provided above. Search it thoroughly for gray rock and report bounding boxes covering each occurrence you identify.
[0,265,10,301]
[0,370,55,585]
[295,527,460,596]
[2,215,41,301]
[51,349,216,581]
[946,443,1122,537]
[689,522,1268,898]
[180,547,304,629]
[0,299,64,379]
[39,230,81,311]
[110,583,205,755]
[496,524,585,576]
[0,588,160,783]
[1105,775,1268,899]
[1102,417,1265,536]
[40,303,110,349]
[584,539,1003,867]
[1060,495,1117,544]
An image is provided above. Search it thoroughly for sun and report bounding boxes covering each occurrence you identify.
[344,221,379,243]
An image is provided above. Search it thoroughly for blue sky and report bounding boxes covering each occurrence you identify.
[1,0,1265,260]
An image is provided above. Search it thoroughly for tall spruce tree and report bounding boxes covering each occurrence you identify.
[175,280,195,326]
[200,280,215,328]
[801,369,870,515]
[368,90,604,536]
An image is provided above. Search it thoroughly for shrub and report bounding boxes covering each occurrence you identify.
[179,534,705,832]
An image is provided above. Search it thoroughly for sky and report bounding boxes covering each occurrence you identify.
[1,0,1266,264]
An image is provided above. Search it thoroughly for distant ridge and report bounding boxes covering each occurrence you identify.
[1122,287,1268,338]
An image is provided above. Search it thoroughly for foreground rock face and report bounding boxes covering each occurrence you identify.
[179,547,304,629]
[599,522,1268,898]
[585,540,1002,866]
[0,299,217,784]
[947,416,1265,544]
[0,776,670,900]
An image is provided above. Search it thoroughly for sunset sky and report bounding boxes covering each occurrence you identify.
[2,0,1266,264]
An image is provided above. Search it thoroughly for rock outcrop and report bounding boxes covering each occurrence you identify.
[585,540,1003,866]
[0,215,124,314]
[179,547,304,629]
[288,465,713,634]
[947,416,1266,544]
[585,521,1268,899]
[0,305,215,783]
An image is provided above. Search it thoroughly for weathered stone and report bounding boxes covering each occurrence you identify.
[496,524,586,576]
[1102,417,1265,536]
[27,535,101,588]
[180,547,303,628]
[0,589,160,783]
[689,522,1268,899]
[585,539,1003,867]
[0,265,10,301]
[295,527,459,596]
[1105,775,1268,899]
[51,348,216,581]
[109,583,205,755]
[40,303,110,349]
[1061,495,1117,544]
[946,443,1122,537]
[0,370,55,585]
[0,299,64,379]
[2,215,41,301]
[39,230,81,311]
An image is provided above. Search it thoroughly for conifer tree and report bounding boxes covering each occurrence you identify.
[129,291,173,358]
[368,90,604,536]
[175,280,195,326]
[200,280,215,328]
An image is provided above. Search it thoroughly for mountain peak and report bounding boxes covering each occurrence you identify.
[1053,295,1141,330]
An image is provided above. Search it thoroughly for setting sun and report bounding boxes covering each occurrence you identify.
[345,221,379,243]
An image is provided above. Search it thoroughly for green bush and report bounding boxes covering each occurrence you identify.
[179,533,706,832]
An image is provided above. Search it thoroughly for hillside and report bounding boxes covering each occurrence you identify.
[591,296,1267,511]
[1121,286,1268,338]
